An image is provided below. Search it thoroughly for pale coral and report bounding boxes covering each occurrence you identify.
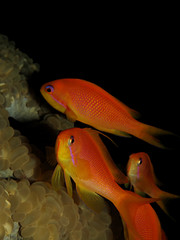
[0,106,41,180]
[0,34,113,240]
[0,179,112,240]
[0,34,40,122]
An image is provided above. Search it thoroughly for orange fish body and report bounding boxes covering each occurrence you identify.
[52,128,162,239]
[127,152,179,215]
[126,203,162,240]
[40,78,170,148]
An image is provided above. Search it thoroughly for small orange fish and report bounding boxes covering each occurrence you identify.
[40,78,171,148]
[52,128,162,239]
[127,152,179,216]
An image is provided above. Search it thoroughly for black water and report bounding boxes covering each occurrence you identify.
[2,20,179,239]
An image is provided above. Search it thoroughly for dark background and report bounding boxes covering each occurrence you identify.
[1,6,179,239]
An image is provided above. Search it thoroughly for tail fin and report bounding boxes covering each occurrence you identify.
[157,191,180,219]
[114,191,159,239]
[135,122,177,149]
[161,229,168,240]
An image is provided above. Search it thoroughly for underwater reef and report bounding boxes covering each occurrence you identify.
[0,34,113,240]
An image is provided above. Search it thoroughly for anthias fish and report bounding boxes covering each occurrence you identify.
[52,128,162,239]
[40,78,171,148]
[127,152,179,216]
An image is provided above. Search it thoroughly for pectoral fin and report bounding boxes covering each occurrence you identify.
[134,187,146,197]
[76,184,107,213]
[65,107,77,122]
[64,170,73,197]
[51,164,64,191]
[45,146,57,166]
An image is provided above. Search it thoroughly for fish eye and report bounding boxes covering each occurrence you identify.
[68,136,75,146]
[137,157,142,166]
[45,85,54,94]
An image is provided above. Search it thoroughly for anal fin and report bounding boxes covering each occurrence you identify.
[65,107,77,122]
[113,129,131,138]
[76,184,107,213]
[134,187,146,197]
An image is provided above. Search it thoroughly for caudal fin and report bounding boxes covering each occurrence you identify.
[135,122,177,149]
[114,191,160,239]
[157,191,180,219]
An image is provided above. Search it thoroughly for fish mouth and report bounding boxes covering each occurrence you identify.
[127,164,137,178]
[40,85,46,97]
[128,173,137,178]
[40,86,46,100]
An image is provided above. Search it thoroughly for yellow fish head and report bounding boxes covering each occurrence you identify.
[55,128,81,167]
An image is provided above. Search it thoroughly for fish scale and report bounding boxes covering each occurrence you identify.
[127,152,180,218]
[69,85,127,125]
[41,78,174,148]
[51,128,162,240]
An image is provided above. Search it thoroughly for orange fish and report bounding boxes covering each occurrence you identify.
[127,152,179,216]
[52,128,162,239]
[40,78,171,148]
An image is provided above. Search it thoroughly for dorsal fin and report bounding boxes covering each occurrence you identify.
[86,128,118,147]
[84,128,129,184]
